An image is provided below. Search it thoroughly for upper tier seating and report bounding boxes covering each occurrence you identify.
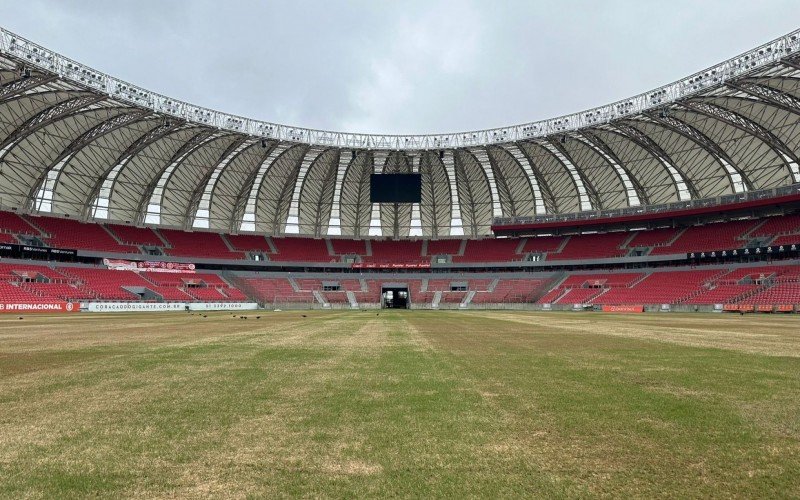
[650,220,758,255]
[520,236,565,254]
[2,210,800,265]
[160,230,242,259]
[367,240,424,264]
[548,232,629,260]
[105,224,164,247]
[770,235,800,247]
[456,239,520,262]
[426,240,462,256]
[751,214,800,238]
[31,216,134,253]
[226,234,273,253]
[625,228,681,248]
[0,211,39,235]
[330,239,366,256]
[270,238,332,262]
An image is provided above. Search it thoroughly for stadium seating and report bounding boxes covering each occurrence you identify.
[742,282,800,305]
[270,238,333,262]
[650,220,758,255]
[520,236,565,254]
[31,215,135,253]
[471,279,546,303]
[751,214,800,238]
[684,284,759,305]
[0,282,47,303]
[21,282,95,301]
[770,235,800,247]
[330,239,367,256]
[0,211,40,235]
[2,211,800,265]
[184,287,230,301]
[58,267,156,300]
[241,277,315,303]
[426,239,462,256]
[367,240,424,264]
[160,229,242,259]
[548,232,629,260]
[225,234,273,253]
[625,228,681,248]
[456,239,521,262]
[105,224,164,247]
[588,270,721,305]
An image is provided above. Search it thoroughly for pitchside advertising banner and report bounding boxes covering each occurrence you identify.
[85,302,259,313]
[0,302,78,313]
[103,259,196,273]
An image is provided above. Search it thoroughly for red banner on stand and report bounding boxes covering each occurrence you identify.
[0,302,78,313]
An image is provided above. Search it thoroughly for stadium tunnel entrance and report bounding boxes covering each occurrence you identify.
[381,283,409,309]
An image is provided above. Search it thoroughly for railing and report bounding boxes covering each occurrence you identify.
[493,183,800,226]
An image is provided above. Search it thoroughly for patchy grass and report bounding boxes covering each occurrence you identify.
[0,310,798,498]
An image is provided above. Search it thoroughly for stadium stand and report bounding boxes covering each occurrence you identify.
[426,240,462,256]
[367,240,424,264]
[31,215,135,253]
[105,224,164,247]
[456,239,520,262]
[159,229,242,259]
[330,239,367,257]
[270,238,333,262]
[649,220,759,255]
[0,211,39,236]
[548,232,630,260]
[520,236,566,254]
[225,234,273,253]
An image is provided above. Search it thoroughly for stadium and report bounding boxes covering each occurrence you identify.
[1,12,799,498]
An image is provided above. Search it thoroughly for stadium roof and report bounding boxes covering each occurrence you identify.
[1,26,800,238]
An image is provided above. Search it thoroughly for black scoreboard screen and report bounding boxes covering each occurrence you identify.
[370,174,422,203]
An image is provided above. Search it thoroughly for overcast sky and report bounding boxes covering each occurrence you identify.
[2,1,798,134]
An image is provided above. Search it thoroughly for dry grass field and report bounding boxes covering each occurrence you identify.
[1,310,799,498]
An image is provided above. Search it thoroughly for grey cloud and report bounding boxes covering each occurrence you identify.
[2,0,797,134]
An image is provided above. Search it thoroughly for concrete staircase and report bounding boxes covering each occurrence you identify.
[432,291,442,308]
[346,290,358,308]
[461,290,476,308]
[312,290,329,308]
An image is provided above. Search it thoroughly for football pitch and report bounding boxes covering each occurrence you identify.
[1,310,799,498]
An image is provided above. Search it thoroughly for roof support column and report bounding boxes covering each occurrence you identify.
[441,150,464,236]
[284,147,327,234]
